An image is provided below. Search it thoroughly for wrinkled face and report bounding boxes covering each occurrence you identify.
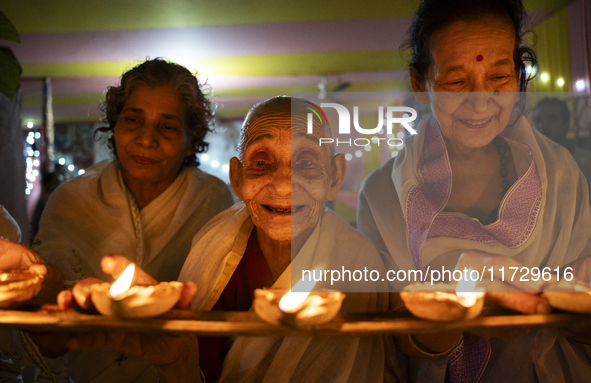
[413,16,519,151]
[230,114,336,245]
[114,85,191,186]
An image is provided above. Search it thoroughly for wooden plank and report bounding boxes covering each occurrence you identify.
[0,306,590,336]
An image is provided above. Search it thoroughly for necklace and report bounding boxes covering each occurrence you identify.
[492,136,510,199]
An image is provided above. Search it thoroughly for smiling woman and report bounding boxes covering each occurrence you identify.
[27,58,234,382]
[357,0,591,382]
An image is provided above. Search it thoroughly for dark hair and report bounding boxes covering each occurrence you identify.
[95,58,214,167]
[407,0,538,92]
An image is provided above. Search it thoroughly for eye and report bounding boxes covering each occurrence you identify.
[296,159,313,167]
[123,116,137,123]
[255,160,267,167]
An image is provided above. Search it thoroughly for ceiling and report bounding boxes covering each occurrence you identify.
[2,0,573,123]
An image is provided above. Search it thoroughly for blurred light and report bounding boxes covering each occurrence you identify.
[345,153,353,161]
[27,149,34,157]
[68,164,75,171]
[391,150,399,158]
[32,170,39,177]
[525,65,534,74]
[211,160,219,168]
[58,158,65,165]
[397,132,405,139]
[364,145,371,152]
[557,78,565,86]
[576,79,586,91]
[27,121,34,129]
[355,150,362,158]
[33,159,39,167]
[378,129,384,135]
[201,153,209,162]
[26,136,35,145]
[25,189,31,195]
[540,73,549,82]
[222,164,229,172]
[34,151,40,157]
[34,132,41,139]
[78,169,86,175]
[26,157,32,165]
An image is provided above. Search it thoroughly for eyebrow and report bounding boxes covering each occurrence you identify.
[443,58,514,75]
[293,132,321,143]
[121,107,182,123]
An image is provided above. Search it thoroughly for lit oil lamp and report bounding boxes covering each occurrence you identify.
[90,263,183,319]
[542,280,591,314]
[254,270,345,327]
[400,270,486,322]
[0,270,43,308]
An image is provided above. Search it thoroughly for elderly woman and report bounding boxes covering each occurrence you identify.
[63,96,396,383]
[357,0,591,381]
[26,58,233,381]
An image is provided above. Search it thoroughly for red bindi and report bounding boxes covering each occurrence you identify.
[476,55,483,62]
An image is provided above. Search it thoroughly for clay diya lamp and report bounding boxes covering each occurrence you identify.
[254,273,345,327]
[401,272,485,322]
[0,270,43,308]
[90,263,183,319]
[542,280,591,314]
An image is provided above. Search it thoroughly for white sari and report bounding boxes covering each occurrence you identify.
[358,115,591,382]
[20,159,233,383]
[179,203,398,383]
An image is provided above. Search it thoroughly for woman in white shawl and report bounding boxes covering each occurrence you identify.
[26,58,234,382]
[62,96,397,383]
[357,1,591,382]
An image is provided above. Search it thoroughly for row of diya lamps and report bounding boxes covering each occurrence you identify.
[0,265,590,325]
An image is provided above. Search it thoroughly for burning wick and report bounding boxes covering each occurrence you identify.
[109,263,135,299]
[456,269,478,307]
[278,269,320,313]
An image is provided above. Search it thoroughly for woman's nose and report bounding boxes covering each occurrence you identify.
[135,125,158,147]
[272,164,291,195]
[465,79,491,113]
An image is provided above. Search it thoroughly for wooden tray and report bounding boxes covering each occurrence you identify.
[0,306,590,336]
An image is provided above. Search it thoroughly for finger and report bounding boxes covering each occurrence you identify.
[101,255,156,285]
[176,282,197,309]
[28,264,48,276]
[101,255,132,279]
[486,292,551,314]
[57,290,75,310]
[71,278,102,309]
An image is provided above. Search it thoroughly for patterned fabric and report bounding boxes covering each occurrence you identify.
[446,333,491,383]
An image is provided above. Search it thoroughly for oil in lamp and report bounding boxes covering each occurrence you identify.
[542,280,591,314]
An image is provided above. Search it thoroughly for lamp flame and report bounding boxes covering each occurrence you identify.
[109,263,135,298]
[278,268,320,313]
[456,269,477,307]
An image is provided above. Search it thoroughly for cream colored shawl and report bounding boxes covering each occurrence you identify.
[358,115,591,382]
[179,203,396,383]
[31,158,233,383]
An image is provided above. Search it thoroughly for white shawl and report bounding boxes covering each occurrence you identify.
[358,115,591,382]
[31,159,233,383]
[179,203,396,383]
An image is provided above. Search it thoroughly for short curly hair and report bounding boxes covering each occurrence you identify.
[95,58,214,167]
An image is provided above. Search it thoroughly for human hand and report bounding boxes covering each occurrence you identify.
[455,251,551,315]
[0,238,64,305]
[58,254,196,311]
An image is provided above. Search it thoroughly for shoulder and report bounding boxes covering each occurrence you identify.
[533,129,582,179]
[49,159,113,199]
[321,209,380,257]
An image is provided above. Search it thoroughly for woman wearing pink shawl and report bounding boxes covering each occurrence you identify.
[358,0,591,382]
